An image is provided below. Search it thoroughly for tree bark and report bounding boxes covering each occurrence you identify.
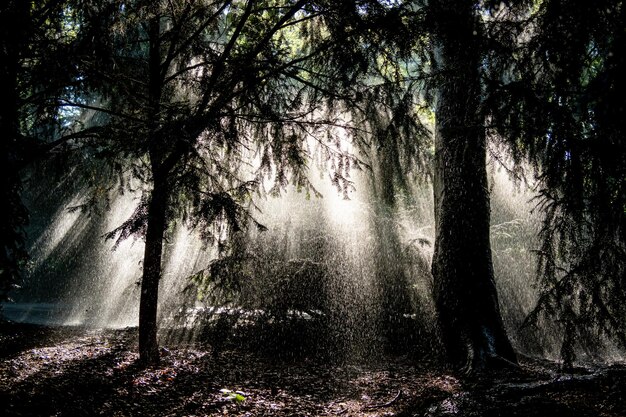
[430,0,517,371]
[138,168,168,365]
[138,14,165,366]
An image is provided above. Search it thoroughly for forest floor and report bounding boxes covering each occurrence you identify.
[1,321,626,417]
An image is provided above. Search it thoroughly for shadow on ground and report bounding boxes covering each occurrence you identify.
[1,323,625,417]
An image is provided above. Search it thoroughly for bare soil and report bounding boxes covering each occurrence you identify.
[1,322,625,417]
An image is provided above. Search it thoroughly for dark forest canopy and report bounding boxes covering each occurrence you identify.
[1,0,624,370]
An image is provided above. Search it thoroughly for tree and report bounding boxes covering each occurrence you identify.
[292,0,518,368]
[70,0,362,365]
[304,0,520,370]
[485,0,626,363]
[421,0,624,368]
[427,0,517,370]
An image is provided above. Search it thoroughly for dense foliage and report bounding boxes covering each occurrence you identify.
[482,0,626,363]
[1,0,624,368]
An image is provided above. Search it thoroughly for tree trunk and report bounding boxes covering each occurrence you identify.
[138,169,168,365]
[430,0,517,372]
[138,14,165,366]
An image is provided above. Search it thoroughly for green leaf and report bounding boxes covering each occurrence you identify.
[220,388,246,403]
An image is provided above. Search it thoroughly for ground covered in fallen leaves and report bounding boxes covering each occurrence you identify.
[1,322,625,417]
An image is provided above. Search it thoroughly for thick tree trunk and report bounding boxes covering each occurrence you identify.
[430,0,516,371]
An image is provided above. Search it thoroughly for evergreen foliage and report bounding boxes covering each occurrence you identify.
[2,0,624,368]
[483,0,626,362]
[62,0,400,364]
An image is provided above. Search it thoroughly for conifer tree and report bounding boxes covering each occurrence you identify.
[70,0,363,364]
[485,0,626,362]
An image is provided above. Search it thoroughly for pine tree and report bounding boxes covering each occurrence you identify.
[485,0,626,360]
[70,0,362,365]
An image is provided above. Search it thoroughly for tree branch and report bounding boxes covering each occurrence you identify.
[59,100,146,123]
